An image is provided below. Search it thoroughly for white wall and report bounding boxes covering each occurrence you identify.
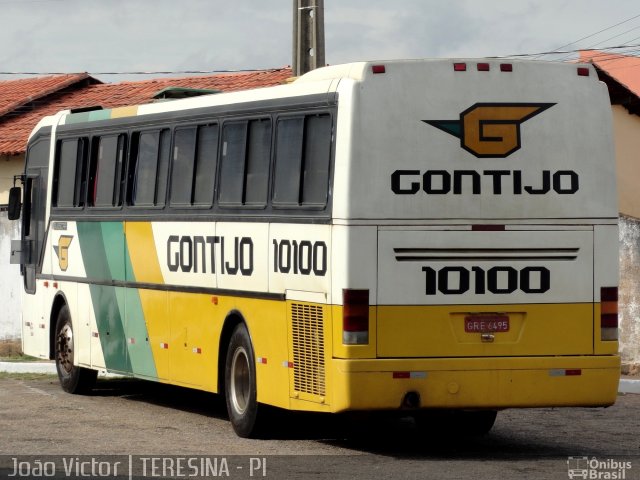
[619,215,640,367]
[0,211,22,340]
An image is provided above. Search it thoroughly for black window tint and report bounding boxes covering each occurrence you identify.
[244,119,271,206]
[133,132,160,206]
[302,114,331,205]
[26,138,50,169]
[273,118,303,205]
[170,127,197,205]
[219,122,247,205]
[193,124,219,206]
[56,139,78,207]
[93,135,125,207]
[156,129,171,205]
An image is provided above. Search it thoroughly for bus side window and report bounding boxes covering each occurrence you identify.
[301,114,331,206]
[193,124,219,206]
[90,134,127,208]
[273,113,331,208]
[55,138,88,208]
[219,122,247,206]
[169,127,197,206]
[273,117,304,206]
[219,119,271,208]
[132,131,161,206]
[244,119,271,206]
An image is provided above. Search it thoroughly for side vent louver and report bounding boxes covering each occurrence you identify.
[291,303,326,397]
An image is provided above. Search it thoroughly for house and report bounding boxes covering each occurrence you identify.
[0,68,291,340]
[580,51,640,373]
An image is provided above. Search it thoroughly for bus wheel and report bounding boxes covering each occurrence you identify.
[55,305,97,394]
[224,323,261,438]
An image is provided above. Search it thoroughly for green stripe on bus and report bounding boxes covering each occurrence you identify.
[122,236,157,378]
[77,222,131,373]
[66,109,111,124]
[77,222,157,378]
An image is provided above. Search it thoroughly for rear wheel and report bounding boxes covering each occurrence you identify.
[55,304,97,394]
[224,323,261,438]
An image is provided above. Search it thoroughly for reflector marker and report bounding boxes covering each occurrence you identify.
[282,361,294,368]
[500,63,513,72]
[371,64,386,74]
[43,281,49,288]
[192,347,202,354]
[92,332,99,338]
[25,322,31,327]
[39,324,46,329]
[392,371,427,379]
[257,357,268,364]
[549,369,582,377]
[160,342,169,349]
[454,62,467,71]
[53,282,58,289]
[577,67,590,77]
[128,337,136,344]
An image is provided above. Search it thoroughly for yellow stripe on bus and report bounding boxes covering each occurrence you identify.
[124,222,170,379]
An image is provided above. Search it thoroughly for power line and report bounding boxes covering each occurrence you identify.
[494,43,640,60]
[529,12,640,59]
[554,23,640,62]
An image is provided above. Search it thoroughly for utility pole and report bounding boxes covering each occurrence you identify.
[292,0,325,76]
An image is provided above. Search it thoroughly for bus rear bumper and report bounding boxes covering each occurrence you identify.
[329,355,621,412]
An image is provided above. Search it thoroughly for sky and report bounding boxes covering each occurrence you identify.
[0,0,639,83]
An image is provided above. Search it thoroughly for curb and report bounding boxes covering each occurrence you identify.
[0,361,57,374]
[619,378,640,394]
[2,362,640,394]
[0,362,119,377]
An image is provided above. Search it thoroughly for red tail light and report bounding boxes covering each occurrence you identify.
[453,63,467,71]
[343,289,369,345]
[601,287,618,340]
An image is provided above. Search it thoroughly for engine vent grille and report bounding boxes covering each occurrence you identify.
[291,303,326,397]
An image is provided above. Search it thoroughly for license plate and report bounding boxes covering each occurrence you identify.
[464,315,509,333]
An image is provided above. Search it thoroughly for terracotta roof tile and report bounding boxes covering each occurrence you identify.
[580,51,640,97]
[0,68,292,156]
[0,73,98,117]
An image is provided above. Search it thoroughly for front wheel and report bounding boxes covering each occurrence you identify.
[55,304,97,394]
[224,323,261,438]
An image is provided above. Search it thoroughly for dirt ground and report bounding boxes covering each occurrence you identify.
[0,376,639,479]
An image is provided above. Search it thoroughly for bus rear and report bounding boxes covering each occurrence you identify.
[322,59,619,415]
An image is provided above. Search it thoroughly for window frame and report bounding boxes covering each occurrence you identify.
[271,112,333,211]
[217,116,272,210]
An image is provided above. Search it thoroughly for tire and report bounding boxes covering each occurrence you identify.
[224,323,261,438]
[55,304,97,394]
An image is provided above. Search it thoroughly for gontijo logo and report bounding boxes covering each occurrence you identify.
[53,235,73,271]
[424,103,555,158]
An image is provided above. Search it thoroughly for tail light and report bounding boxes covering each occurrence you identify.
[343,289,369,345]
[600,286,618,341]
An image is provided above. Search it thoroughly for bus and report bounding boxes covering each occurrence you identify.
[9,59,620,438]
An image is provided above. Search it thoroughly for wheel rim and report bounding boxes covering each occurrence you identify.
[56,323,74,374]
[230,346,250,415]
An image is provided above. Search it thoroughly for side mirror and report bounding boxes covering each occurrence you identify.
[8,186,21,220]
